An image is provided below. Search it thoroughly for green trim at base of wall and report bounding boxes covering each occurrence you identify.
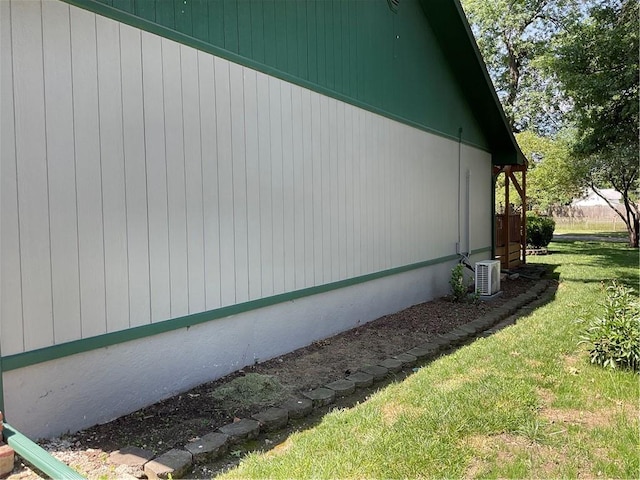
[1,248,491,373]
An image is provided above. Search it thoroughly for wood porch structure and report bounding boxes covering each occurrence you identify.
[494,163,528,269]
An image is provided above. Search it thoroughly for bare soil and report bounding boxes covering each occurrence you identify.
[8,273,543,479]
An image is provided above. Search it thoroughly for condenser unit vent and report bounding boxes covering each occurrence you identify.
[475,260,501,296]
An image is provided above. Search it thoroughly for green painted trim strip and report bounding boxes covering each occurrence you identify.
[60,0,490,154]
[3,423,86,479]
[0,251,497,372]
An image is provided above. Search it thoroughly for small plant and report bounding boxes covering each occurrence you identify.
[580,281,640,372]
[450,263,468,302]
[526,213,555,248]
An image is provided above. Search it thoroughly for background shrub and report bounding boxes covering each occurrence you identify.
[580,281,640,372]
[527,213,555,248]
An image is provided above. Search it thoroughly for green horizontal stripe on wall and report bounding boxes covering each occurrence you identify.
[1,249,490,372]
[62,0,491,153]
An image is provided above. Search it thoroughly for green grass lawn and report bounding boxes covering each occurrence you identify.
[220,240,639,479]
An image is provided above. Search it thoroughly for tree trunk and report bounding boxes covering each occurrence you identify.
[629,216,639,248]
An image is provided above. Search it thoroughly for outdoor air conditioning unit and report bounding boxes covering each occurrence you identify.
[475,260,501,296]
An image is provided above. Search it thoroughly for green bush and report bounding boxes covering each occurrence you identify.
[580,281,640,372]
[449,264,467,302]
[526,213,555,248]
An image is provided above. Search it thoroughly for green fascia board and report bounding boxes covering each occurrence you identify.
[419,0,526,166]
[3,423,86,479]
[1,248,490,372]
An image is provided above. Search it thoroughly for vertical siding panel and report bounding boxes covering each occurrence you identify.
[190,0,208,41]
[280,82,295,292]
[229,62,249,303]
[336,101,347,279]
[329,99,342,280]
[328,99,339,280]
[256,72,273,296]
[41,0,81,343]
[162,40,189,316]
[134,0,155,22]
[256,73,273,296]
[340,0,350,96]
[262,0,276,67]
[274,0,287,71]
[291,85,306,289]
[141,31,170,322]
[198,52,222,309]
[296,1,307,80]
[1,0,24,355]
[237,0,252,57]
[310,93,322,284]
[96,16,129,332]
[207,0,224,47]
[285,0,297,77]
[269,77,285,293]
[243,68,262,300]
[315,2,326,87]
[12,0,54,349]
[319,96,331,282]
[375,115,383,268]
[305,0,317,84]
[214,57,236,305]
[376,115,384,269]
[223,0,238,53]
[301,88,314,287]
[174,0,192,36]
[70,7,107,337]
[344,105,354,279]
[352,107,362,276]
[120,24,150,327]
[249,0,264,64]
[359,110,368,272]
[181,46,206,313]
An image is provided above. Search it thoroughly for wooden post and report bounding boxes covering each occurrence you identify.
[504,167,510,269]
[522,168,527,265]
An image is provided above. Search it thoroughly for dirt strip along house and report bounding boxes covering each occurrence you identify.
[0,0,524,438]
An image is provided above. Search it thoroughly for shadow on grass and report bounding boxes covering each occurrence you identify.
[547,240,638,288]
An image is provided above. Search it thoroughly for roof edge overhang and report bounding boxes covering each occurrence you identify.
[418,0,526,166]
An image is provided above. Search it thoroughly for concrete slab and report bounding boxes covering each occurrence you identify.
[345,371,374,388]
[219,419,261,444]
[325,379,356,396]
[377,358,403,373]
[144,449,192,480]
[252,408,289,431]
[184,432,229,462]
[302,388,336,407]
[280,398,313,419]
[393,353,417,367]
[406,345,437,359]
[359,365,388,381]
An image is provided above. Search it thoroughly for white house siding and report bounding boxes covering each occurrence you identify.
[1,1,492,436]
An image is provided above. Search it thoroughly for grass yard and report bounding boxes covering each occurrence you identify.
[220,240,639,479]
[553,218,628,234]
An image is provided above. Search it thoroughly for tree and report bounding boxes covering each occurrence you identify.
[549,0,639,247]
[515,130,579,212]
[461,0,580,133]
